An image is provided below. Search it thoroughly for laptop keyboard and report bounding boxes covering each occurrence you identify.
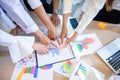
[106,50,120,71]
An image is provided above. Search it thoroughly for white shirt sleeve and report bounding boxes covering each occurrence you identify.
[63,0,73,14]
[112,0,120,11]
[0,29,35,63]
[0,0,39,34]
[0,7,16,29]
[27,0,42,9]
[75,0,106,34]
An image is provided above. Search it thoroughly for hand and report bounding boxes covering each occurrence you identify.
[34,29,54,45]
[32,43,49,55]
[10,25,21,36]
[60,25,68,44]
[48,28,57,40]
[64,31,78,45]
[50,13,60,26]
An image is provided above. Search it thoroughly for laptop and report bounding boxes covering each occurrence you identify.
[97,38,120,75]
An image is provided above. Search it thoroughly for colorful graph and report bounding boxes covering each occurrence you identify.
[60,60,72,73]
[40,64,53,70]
[16,66,38,80]
[49,48,60,57]
[76,38,94,52]
[75,63,87,76]
[16,54,36,67]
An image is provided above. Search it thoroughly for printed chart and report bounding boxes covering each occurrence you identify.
[36,45,75,67]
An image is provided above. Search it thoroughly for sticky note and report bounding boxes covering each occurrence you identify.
[98,22,107,29]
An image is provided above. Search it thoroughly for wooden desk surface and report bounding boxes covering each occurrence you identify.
[53,21,120,80]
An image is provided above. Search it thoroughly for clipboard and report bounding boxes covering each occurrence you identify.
[35,44,75,68]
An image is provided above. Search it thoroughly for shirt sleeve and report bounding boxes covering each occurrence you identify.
[63,0,73,14]
[27,0,42,9]
[0,7,16,29]
[0,29,35,63]
[75,0,106,34]
[0,0,39,34]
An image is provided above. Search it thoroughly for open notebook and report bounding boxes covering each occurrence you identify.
[97,38,120,75]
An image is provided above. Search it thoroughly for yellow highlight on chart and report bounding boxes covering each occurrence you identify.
[98,22,107,29]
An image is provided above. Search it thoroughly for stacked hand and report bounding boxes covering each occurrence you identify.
[33,42,55,55]
[63,31,78,46]
[48,28,57,40]
[51,13,60,26]
[60,25,68,44]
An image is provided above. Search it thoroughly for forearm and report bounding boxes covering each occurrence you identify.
[63,13,69,28]
[53,0,59,11]
[63,0,73,14]
[33,29,45,39]
[34,6,54,29]
[75,0,106,34]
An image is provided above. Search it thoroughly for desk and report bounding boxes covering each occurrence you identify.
[53,20,120,80]
[0,12,120,80]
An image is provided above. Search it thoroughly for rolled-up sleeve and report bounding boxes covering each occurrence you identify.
[27,0,42,9]
[75,0,106,34]
[63,0,73,14]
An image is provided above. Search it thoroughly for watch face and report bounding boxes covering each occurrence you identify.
[53,10,58,14]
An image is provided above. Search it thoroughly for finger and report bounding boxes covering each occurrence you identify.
[49,41,57,48]
[56,19,59,26]
[61,36,64,44]
[61,37,64,44]
[56,36,60,45]
[42,49,49,54]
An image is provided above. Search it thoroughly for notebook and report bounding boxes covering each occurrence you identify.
[97,38,120,75]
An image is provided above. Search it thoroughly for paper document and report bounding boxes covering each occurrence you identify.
[35,44,75,67]
[71,33,103,57]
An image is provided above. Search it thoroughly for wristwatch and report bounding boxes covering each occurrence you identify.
[53,10,58,14]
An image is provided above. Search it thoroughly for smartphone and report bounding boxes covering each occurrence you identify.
[70,18,78,29]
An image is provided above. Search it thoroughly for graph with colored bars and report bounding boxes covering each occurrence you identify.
[16,66,38,80]
[75,63,87,76]
[76,38,94,52]
[70,63,87,80]
[15,64,53,80]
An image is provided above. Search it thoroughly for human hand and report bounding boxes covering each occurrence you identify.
[50,13,60,26]
[40,32,53,45]
[32,43,49,55]
[48,28,57,40]
[64,31,78,46]
[60,25,68,44]
[10,25,21,36]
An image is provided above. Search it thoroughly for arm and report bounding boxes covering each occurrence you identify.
[60,0,73,43]
[0,29,34,63]
[27,0,57,40]
[66,0,106,44]
[75,0,106,34]
[50,0,60,26]
[0,0,53,45]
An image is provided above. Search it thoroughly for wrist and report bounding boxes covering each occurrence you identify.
[53,10,58,14]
